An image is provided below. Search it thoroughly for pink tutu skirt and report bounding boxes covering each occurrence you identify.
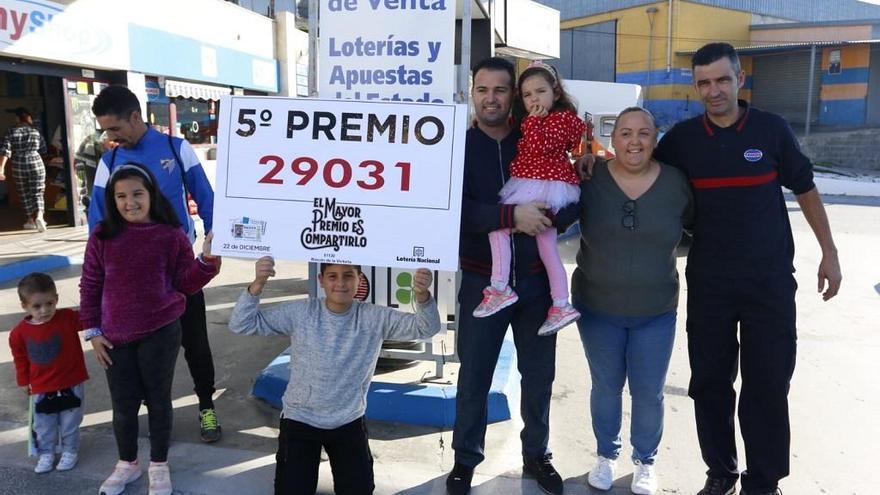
[498,177,580,212]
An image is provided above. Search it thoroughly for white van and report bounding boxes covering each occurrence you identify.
[562,80,643,158]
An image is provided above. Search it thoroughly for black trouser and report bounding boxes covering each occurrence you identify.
[686,270,797,492]
[105,321,182,462]
[274,416,374,495]
[452,271,556,467]
[181,290,216,410]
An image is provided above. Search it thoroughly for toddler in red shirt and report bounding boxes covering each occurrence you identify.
[9,272,88,474]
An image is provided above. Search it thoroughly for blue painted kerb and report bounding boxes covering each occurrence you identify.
[0,255,79,284]
[252,334,520,427]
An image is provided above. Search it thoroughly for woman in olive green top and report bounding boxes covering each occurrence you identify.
[573,107,693,495]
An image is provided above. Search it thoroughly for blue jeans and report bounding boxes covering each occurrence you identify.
[575,304,676,464]
[452,271,556,467]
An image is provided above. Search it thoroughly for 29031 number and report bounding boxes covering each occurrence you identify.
[257,155,411,191]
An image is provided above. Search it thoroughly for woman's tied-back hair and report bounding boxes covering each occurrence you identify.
[613,106,659,141]
[98,162,181,239]
[512,61,578,126]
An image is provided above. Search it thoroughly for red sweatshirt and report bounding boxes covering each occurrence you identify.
[9,308,89,394]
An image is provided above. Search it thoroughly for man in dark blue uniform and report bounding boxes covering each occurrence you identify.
[655,43,842,495]
[445,57,565,495]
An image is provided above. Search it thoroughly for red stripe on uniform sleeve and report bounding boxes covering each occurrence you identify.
[690,170,778,189]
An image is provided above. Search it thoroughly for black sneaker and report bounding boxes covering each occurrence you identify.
[697,476,737,495]
[199,408,222,443]
[445,463,473,495]
[523,454,564,495]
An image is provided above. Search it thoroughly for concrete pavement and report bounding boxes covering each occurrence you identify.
[0,195,877,494]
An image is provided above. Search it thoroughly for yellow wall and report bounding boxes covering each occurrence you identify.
[821,83,869,100]
[674,1,752,56]
[821,44,870,68]
[561,0,752,76]
[562,1,669,75]
[558,1,757,124]
[820,45,870,102]
[751,25,872,44]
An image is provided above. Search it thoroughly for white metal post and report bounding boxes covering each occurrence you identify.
[806,44,816,136]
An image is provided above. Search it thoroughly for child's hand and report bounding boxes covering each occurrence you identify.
[249,256,276,295]
[91,336,114,369]
[201,232,222,268]
[576,154,597,181]
[529,104,548,118]
[202,232,218,259]
[412,268,433,303]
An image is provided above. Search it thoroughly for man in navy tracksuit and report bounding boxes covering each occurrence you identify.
[654,43,842,495]
[88,85,222,443]
[445,57,568,495]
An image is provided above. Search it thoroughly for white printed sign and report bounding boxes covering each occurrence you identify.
[319,0,456,103]
[212,95,467,271]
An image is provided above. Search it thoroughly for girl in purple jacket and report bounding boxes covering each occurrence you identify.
[79,163,220,495]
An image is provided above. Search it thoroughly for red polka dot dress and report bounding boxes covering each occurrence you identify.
[499,110,586,212]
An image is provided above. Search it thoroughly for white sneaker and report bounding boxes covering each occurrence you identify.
[631,459,658,494]
[35,218,47,232]
[148,461,172,495]
[34,453,54,474]
[56,452,78,471]
[588,455,616,490]
[99,460,142,495]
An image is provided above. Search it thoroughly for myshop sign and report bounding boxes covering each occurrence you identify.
[0,0,63,45]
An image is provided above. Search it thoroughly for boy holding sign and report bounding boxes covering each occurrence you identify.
[228,258,441,494]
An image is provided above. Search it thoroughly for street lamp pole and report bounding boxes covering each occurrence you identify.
[646,7,658,102]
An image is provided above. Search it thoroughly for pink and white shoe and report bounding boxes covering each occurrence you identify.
[537,304,580,336]
[473,286,519,318]
[148,461,173,495]
[99,460,141,495]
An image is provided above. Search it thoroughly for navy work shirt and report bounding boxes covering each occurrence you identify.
[654,100,815,276]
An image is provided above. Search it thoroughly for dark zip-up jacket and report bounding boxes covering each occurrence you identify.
[459,126,548,281]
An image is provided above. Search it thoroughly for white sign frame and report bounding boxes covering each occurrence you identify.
[212,95,467,271]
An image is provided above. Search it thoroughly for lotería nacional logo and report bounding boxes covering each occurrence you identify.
[396,246,440,265]
[301,197,368,251]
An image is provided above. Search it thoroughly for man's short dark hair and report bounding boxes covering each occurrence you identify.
[472,57,515,89]
[319,263,362,275]
[92,85,141,120]
[17,272,56,302]
[692,42,741,74]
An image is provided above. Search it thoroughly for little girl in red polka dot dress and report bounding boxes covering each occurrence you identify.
[473,61,585,336]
